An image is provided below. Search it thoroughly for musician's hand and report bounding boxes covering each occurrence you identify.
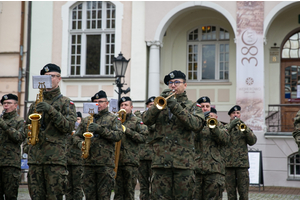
[167,97,177,110]
[0,118,8,130]
[204,111,210,119]
[160,89,172,98]
[88,122,104,133]
[229,118,240,130]
[36,102,51,113]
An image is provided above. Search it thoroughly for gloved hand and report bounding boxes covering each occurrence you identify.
[160,89,172,98]
[36,102,51,113]
[167,97,177,110]
[229,118,240,130]
[88,122,104,133]
[0,118,8,130]
[204,111,210,119]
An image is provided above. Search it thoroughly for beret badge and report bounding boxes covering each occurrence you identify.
[45,66,49,72]
[203,97,206,102]
[122,97,126,102]
[170,73,175,79]
[4,95,8,100]
[234,107,237,111]
[95,94,99,99]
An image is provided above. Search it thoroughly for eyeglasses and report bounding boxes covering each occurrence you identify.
[168,81,185,86]
[48,75,60,78]
[94,101,107,104]
[2,102,14,105]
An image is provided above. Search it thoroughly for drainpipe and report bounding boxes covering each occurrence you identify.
[24,1,32,119]
[18,1,25,115]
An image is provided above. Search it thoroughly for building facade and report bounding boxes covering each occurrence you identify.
[2,1,300,187]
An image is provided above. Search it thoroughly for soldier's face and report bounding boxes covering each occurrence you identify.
[209,112,218,119]
[146,102,154,108]
[120,101,133,114]
[77,117,82,124]
[45,72,61,91]
[2,100,18,113]
[230,111,241,120]
[93,98,109,112]
[168,78,187,95]
[200,103,211,112]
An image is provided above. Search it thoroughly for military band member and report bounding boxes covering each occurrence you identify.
[293,110,300,155]
[66,112,84,200]
[114,96,148,200]
[224,105,257,200]
[143,70,205,199]
[194,97,229,200]
[74,90,123,200]
[26,63,77,199]
[0,94,25,199]
[135,96,156,200]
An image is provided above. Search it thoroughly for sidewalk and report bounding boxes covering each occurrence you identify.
[18,184,300,200]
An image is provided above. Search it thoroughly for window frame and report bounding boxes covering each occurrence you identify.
[186,25,230,82]
[288,152,300,179]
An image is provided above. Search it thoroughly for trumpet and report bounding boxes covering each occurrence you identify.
[28,82,45,146]
[206,117,218,129]
[82,109,94,159]
[234,117,247,131]
[154,90,176,110]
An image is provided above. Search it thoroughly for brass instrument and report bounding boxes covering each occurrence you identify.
[153,90,176,110]
[28,82,45,145]
[114,109,127,178]
[82,109,94,159]
[207,117,218,129]
[234,117,247,131]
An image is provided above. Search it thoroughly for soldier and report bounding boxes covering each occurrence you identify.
[0,94,25,199]
[143,70,205,199]
[134,96,156,200]
[293,110,300,155]
[26,63,77,199]
[114,96,148,200]
[224,105,257,200]
[74,90,123,200]
[194,97,229,200]
[65,112,84,200]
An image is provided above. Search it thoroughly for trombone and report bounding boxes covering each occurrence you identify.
[153,90,176,110]
[234,117,247,131]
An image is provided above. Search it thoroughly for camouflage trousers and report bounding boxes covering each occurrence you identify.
[27,164,68,200]
[114,166,138,200]
[151,168,195,200]
[138,160,152,200]
[225,167,249,200]
[194,173,225,200]
[0,166,21,200]
[66,165,83,200]
[83,166,115,200]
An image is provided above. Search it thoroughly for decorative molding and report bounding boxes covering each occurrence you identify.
[146,40,163,47]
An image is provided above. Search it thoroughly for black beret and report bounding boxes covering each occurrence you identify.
[76,112,82,118]
[228,105,241,115]
[91,90,107,102]
[119,96,132,106]
[197,96,211,104]
[146,96,156,105]
[40,63,61,75]
[1,93,18,104]
[164,70,186,85]
[210,107,217,114]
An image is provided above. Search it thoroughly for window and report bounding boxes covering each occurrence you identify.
[282,32,300,58]
[288,152,300,179]
[187,25,230,81]
[70,1,115,76]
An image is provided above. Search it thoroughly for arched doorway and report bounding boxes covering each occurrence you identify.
[280,28,300,131]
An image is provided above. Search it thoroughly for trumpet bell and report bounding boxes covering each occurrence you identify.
[154,96,167,110]
[239,123,247,131]
[207,117,218,129]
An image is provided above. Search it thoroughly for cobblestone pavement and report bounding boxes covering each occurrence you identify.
[18,185,300,200]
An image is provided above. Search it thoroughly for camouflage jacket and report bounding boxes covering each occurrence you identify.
[66,133,83,166]
[135,110,155,161]
[293,110,300,151]
[224,121,257,168]
[194,121,229,175]
[118,112,148,167]
[74,107,123,168]
[143,91,205,170]
[26,87,76,167]
[0,110,25,169]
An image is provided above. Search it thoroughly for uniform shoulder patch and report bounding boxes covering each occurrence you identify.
[70,101,74,105]
[140,121,144,124]
[196,103,201,107]
[117,117,121,121]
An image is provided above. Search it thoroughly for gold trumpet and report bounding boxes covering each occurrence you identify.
[82,109,94,159]
[154,90,176,110]
[114,109,127,178]
[28,82,45,146]
[234,117,247,131]
[207,117,218,129]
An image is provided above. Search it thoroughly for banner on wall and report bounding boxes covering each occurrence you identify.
[236,2,264,131]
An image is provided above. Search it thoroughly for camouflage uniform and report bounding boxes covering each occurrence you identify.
[224,121,257,200]
[0,110,25,200]
[293,110,300,155]
[143,91,205,200]
[194,121,229,200]
[65,132,83,200]
[135,110,155,200]
[74,107,123,200]
[114,112,148,200]
[26,87,76,200]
